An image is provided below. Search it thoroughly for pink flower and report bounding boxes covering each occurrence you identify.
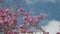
[12,31,18,34]
[0,17,3,24]
[24,12,30,16]
[38,13,46,20]
[0,19,3,24]
[1,9,9,13]
[23,12,31,21]
[4,17,8,22]
[7,16,12,23]
[26,30,34,33]
[17,8,24,12]
[0,14,2,16]
[17,8,25,16]
[56,32,60,34]
[2,13,7,16]
[0,0,2,2]
[19,24,27,29]
[1,9,10,16]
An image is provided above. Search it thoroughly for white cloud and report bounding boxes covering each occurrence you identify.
[25,0,56,5]
[33,20,60,34]
[43,20,60,34]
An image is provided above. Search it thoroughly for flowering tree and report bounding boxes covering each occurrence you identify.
[0,8,49,34]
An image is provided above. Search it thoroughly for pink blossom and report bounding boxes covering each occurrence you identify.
[26,30,34,33]
[23,12,31,22]
[24,12,30,16]
[19,23,27,29]
[17,8,25,16]
[0,8,47,34]
[2,13,7,16]
[1,9,10,16]
[0,17,3,24]
[0,19,3,24]
[7,16,12,22]
[56,32,60,34]
[38,13,46,20]
[28,16,39,26]
[1,9,9,13]
[0,0,2,2]
[17,8,25,12]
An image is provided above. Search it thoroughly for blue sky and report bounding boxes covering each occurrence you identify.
[0,0,60,21]
[0,0,60,34]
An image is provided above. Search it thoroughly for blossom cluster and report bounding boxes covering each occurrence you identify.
[0,8,49,34]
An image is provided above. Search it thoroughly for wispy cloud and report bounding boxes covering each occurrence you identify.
[25,0,37,5]
[25,0,56,5]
